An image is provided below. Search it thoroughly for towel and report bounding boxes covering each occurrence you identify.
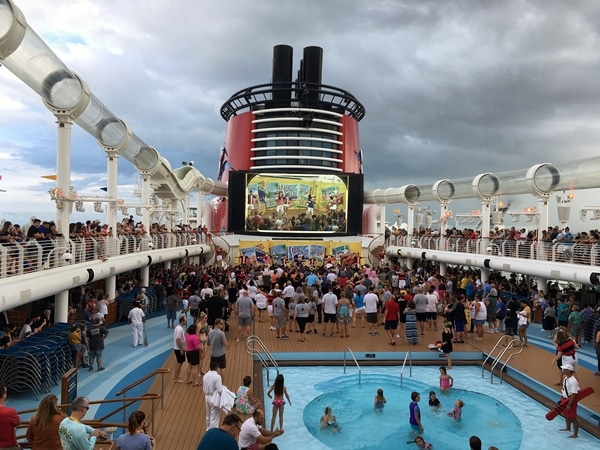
[211,386,236,413]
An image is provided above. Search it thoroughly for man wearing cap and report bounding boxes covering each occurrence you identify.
[560,363,580,438]
[88,318,109,371]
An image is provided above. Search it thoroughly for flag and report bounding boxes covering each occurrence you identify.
[41,175,57,180]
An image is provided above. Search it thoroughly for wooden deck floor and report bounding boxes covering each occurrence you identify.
[140,319,600,449]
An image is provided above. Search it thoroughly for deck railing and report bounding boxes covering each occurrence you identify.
[388,235,600,266]
[0,231,208,279]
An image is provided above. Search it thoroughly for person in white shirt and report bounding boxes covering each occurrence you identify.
[560,363,580,438]
[321,288,338,337]
[255,290,268,323]
[425,287,439,331]
[202,360,223,430]
[238,409,283,450]
[127,302,145,348]
[200,282,214,300]
[173,315,187,382]
[282,282,295,309]
[364,286,380,336]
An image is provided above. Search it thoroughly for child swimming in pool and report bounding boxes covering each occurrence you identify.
[267,373,292,431]
[439,367,453,392]
[413,436,433,449]
[428,391,441,407]
[320,406,341,433]
[447,399,465,420]
[374,388,387,410]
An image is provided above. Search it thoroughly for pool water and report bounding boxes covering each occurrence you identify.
[262,366,599,450]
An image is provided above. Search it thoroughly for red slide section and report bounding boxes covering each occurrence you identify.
[545,386,594,421]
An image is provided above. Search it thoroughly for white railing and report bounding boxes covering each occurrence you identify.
[387,235,600,266]
[0,232,208,279]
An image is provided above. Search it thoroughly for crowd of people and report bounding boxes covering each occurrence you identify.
[0,216,209,276]
[131,256,599,448]
[2,251,600,448]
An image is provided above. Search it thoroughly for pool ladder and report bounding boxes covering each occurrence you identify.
[245,335,279,386]
[343,348,362,385]
[482,335,523,384]
[400,351,412,387]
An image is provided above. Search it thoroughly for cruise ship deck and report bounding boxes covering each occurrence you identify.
[10,309,598,449]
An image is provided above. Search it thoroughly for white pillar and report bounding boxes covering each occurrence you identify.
[141,173,151,231]
[439,262,447,277]
[537,195,550,240]
[480,201,490,255]
[106,151,119,237]
[105,275,117,301]
[55,117,73,238]
[54,292,68,323]
[406,203,415,270]
[141,266,150,287]
[439,201,449,250]
[537,276,547,293]
[182,193,190,225]
[379,205,386,235]
[197,192,203,228]
[54,116,73,323]
[407,204,415,243]
[480,268,490,284]
[140,171,152,286]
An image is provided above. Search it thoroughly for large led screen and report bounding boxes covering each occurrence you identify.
[228,172,363,236]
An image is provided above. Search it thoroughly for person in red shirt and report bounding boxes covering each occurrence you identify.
[0,383,20,449]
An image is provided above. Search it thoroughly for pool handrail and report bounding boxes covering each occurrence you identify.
[343,348,361,385]
[400,351,412,387]
[483,335,523,383]
[245,335,279,386]
[481,335,512,378]
[491,339,524,384]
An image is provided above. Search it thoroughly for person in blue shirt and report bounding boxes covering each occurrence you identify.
[557,299,570,327]
[58,397,106,450]
[197,413,242,450]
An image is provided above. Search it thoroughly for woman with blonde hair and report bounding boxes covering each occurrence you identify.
[26,394,65,450]
[116,410,155,450]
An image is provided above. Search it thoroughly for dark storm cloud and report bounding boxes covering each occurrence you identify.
[6,0,600,197]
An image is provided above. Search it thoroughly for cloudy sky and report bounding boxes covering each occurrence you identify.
[2,0,600,230]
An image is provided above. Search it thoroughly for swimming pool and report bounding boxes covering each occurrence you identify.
[261,365,599,449]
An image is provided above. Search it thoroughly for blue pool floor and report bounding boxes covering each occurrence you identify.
[263,365,599,450]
